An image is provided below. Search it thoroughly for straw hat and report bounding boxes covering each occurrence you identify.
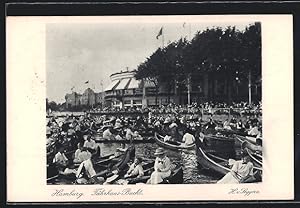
[114,123,123,129]
[169,123,178,129]
[164,117,171,124]
[154,147,166,156]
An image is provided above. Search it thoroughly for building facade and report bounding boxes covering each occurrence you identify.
[103,70,261,109]
[65,89,104,109]
[64,70,261,110]
[65,92,82,108]
[104,71,144,109]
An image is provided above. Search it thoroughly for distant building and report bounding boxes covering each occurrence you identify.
[80,88,96,107]
[65,88,105,109]
[104,70,144,108]
[95,92,104,107]
[65,92,82,108]
[103,70,178,108]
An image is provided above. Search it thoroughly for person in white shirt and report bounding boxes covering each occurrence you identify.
[73,143,83,163]
[125,126,135,140]
[147,148,172,184]
[53,145,68,168]
[74,143,92,164]
[53,145,77,175]
[76,158,100,184]
[83,135,101,157]
[103,127,114,140]
[217,152,254,184]
[182,130,195,145]
[248,123,260,136]
[124,157,144,178]
[223,119,232,130]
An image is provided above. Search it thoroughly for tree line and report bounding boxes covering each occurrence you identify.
[135,22,261,103]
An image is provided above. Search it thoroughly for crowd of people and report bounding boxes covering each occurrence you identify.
[88,101,262,116]
[47,102,262,184]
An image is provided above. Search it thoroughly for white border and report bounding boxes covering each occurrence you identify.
[6,15,294,202]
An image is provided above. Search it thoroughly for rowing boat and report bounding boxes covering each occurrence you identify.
[235,135,262,153]
[195,137,262,182]
[154,132,195,150]
[215,127,249,137]
[93,136,155,143]
[47,146,135,184]
[119,162,183,184]
[93,145,135,179]
[199,133,236,158]
[245,148,262,168]
[235,135,261,145]
[47,153,114,183]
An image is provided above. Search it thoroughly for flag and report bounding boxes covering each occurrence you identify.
[156,27,163,39]
[85,80,89,84]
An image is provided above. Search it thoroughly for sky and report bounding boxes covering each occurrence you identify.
[46,21,254,103]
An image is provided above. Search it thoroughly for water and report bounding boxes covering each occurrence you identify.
[98,142,219,184]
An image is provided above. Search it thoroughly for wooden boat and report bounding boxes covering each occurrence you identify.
[95,128,154,138]
[121,163,183,184]
[195,137,262,182]
[199,133,236,159]
[93,145,136,179]
[215,127,249,137]
[47,152,115,183]
[245,148,262,168]
[93,136,155,143]
[235,135,262,153]
[154,132,195,150]
[47,146,135,184]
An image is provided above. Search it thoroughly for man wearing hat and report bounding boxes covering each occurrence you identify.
[147,147,172,184]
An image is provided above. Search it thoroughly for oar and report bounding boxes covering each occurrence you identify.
[94,154,121,165]
[47,175,59,181]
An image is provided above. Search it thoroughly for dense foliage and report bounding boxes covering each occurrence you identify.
[135,23,261,102]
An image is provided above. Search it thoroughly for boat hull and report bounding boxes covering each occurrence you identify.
[154,133,195,150]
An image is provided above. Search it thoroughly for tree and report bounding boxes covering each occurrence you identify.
[48,101,58,111]
[239,22,262,104]
[135,23,261,104]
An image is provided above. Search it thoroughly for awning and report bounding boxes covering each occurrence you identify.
[104,80,120,91]
[114,78,131,90]
[127,78,140,89]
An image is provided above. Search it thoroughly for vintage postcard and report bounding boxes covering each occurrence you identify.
[6,15,293,202]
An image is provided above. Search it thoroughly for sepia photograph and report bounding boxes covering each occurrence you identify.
[46,21,262,185]
[6,15,293,202]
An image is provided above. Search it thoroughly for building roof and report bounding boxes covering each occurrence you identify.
[104,80,120,91]
[127,78,140,89]
[114,78,131,90]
